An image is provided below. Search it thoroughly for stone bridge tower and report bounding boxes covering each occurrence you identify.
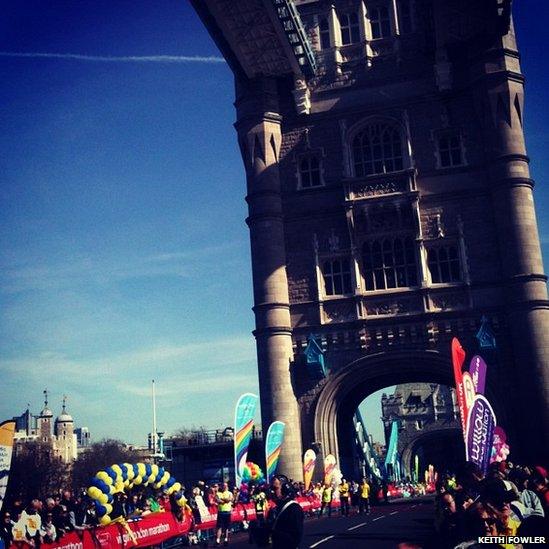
[192,0,549,479]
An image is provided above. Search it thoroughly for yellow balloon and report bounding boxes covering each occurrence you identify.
[99,515,111,526]
[133,476,142,486]
[112,464,122,476]
[137,463,146,477]
[87,487,100,499]
[160,472,170,486]
[96,471,113,485]
[147,473,156,484]
[114,482,125,494]
[172,482,181,493]
[107,484,115,495]
[124,463,135,480]
[104,504,113,515]
[154,482,162,489]
[151,464,159,477]
[98,493,108,505]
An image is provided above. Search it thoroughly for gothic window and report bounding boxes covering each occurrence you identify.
[362,237,418,290]
[397,0,413,33]
[427,245,461,283]
[322,258,353,296]
[416,420,423,430]
[370,6,391,39]
[340,13,361,45]
[298,155,323,188]
[352,124,404,177]
[437,132,465,168]
[319,18,331,49]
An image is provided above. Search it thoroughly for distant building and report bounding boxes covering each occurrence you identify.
[381,383,462,477]
[162,427,263,487]
[12,391,90,463]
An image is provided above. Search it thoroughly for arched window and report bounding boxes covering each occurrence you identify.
[352,123,404,177]
[363,237,418,290]
[319,18,331,49]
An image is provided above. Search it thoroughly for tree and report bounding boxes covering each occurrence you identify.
[172,425,210,444]
[7,442,69,503]
[71,439,139,490]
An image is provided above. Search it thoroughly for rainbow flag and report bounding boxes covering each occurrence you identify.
[234,393,259,487]
[265,421,285,483]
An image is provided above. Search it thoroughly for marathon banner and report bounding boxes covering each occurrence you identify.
[462,372,476,413]
[303,449,316,491]
[323,454,337,486]
[451,337,468,438]
[234,393,258,487]
[265,421,285,483]
[0,420,16,513]
[35,498,337,549]
[414,455,419,483]
[465,394,497,474]
[469,355,487,395]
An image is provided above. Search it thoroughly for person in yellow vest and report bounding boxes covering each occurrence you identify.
[339,479,350,517]
[319,484,333,518]
[215,481,234,546]
[359,477,371,515]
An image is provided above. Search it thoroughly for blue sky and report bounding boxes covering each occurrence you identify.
[0,1,547,447]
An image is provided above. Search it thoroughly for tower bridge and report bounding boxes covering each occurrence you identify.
[191,0,549,480]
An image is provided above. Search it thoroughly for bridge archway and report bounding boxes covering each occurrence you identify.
[400,427,464,479]
[312,350,500,477]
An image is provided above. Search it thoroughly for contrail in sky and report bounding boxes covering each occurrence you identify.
[0,51,225,63]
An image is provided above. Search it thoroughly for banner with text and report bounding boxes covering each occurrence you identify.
[465,394,496,474]
[451,337,468,438]
[303,449,316,491]
[323,454,336,486]
[469,355,487,395]
[0,420,16,513]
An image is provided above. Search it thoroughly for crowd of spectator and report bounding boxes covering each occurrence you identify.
[434,461,549,548]
[4,461,545,548]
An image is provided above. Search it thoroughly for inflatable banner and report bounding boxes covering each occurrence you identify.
[462,372,476,414]
[323,454,336,486]
[451,337,468,438]
[469,355,487,395]
[414,455,419,483]
[465,394,496,474]
[0,420,15,513]
[234,393,259,487]
[265,421,285,483]
[303,449,316,491]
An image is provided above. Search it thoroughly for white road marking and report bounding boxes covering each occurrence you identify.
[347,521,368,531]
[310,535,335,548]
[390,511,398,515]
[372,515,385,521]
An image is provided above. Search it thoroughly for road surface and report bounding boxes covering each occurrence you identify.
[224,497,436,549]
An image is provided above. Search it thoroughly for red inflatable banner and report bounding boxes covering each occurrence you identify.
[20,497,330,549]
[451,337,468,438]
